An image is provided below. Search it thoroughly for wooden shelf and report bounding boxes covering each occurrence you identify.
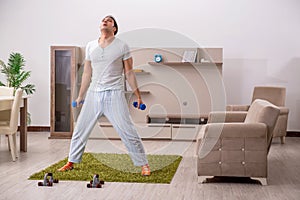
[148,62,222,66]
[148,62,194,66]
[134,71,150,75]
[124,91,150,94]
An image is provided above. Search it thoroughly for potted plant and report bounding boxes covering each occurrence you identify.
[0,52,35,94]
[0,52,36,124]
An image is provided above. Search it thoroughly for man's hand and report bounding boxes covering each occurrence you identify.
[137,98,143,109]
[75,97,84,107]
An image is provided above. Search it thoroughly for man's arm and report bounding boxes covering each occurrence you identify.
[76,60,92,106]
[123,57,143,106]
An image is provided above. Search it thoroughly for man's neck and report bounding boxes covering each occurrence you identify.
[100,30,114,41]
[98,32,115,48]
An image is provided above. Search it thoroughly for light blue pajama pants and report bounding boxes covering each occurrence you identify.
[68,89,148,166]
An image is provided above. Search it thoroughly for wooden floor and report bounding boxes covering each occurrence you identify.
[0,132,299,200]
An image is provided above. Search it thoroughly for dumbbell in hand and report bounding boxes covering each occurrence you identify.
[72,100,84,107]
[133,101,146,110]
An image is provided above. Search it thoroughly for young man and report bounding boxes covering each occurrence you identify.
[58,15,150,176]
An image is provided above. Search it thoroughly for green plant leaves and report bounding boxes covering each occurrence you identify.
[0,52,35,95]
[22,84,36,95]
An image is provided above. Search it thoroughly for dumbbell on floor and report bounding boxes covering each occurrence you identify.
[87,174,105,188]
[38,173,59,187]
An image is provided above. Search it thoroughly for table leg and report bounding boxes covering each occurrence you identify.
[20,98,27,152]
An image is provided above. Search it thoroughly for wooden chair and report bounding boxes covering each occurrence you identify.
[0,88,23,161]
[0,86,14,123]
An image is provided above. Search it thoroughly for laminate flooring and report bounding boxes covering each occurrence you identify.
[0,132,299,200]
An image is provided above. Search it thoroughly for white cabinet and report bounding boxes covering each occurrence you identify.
[172,124,201,141]
[89,123,119,139]
[89,123,172,140]
[136,124,172,139]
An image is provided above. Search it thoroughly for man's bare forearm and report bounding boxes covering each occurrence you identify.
[77,60,92,101]
[126,70,141,99]
[78,74,91,99]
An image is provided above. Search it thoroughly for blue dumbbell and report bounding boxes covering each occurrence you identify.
[72,100,84,107]
[133,101,146,110]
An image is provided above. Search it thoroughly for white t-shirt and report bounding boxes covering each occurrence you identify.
[85,37,131,91]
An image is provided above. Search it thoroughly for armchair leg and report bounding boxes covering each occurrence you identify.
[252,177,267,186]
[280,136,285,144]
[198,176,213,184]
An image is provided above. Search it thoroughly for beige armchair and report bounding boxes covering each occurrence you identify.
[226,86,289,144]
[196,99,280,185]
[0,88,23,161]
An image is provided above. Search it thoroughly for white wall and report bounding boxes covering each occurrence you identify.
[0,0,299,130]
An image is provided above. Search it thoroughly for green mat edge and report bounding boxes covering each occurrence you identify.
[28,153,183,184]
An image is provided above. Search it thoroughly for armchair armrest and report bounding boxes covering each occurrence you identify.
[278,107,289,115]
[208,111,248,123]
[226,104,250,111]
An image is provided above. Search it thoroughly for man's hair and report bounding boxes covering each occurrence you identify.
[105,15,118,35]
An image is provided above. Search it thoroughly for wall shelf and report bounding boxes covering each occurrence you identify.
[124,91,150,94]
[134,71,150,75]
[148,62,222,66]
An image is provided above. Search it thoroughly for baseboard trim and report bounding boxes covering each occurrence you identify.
[18,126,50,132]
[286,131,300,137]
[20,127,300,137]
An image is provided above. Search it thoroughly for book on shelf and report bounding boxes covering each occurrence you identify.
[200,58,211,63]
[182,50,197,63]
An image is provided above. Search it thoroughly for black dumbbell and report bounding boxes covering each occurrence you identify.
[87,174,104,188]
[38,173,59,187]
